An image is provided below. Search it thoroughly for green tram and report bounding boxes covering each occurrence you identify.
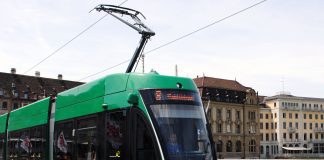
[0,5,216,160]
[0,73,215,160]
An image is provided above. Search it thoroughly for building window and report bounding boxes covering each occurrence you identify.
[271,114,273,119]
[249,140,256,152]
[275,122,277,129]
[217,123,222,133]
[261,146,264,154]
[266,123,269,130]
[275,113,277,118]
[260,123,263,130]
[289,133,292,139]
[275,133,277,140]
[266,114,269,119]
[236,124,241,134]
[226,141,232,152]
[261,133,263,141]
[271,123,274,129]
[289,122,292,128]
[1,102,7,110]
[217,140,223,152]
[283,122,286,129]
[310,133,313,140]
[316,133,318,139]
[304,114,306,119]
[304,133,307,140]
[309,114,312,119]
[250,125,256,134]
[316,114,319,119]
[316,123,318,128]
[321,114,324,120]
[310,123,313,129]
[0,88,3,96]
[217,109,222,119]
[296,133,299,139]
[304,123,307,129]
[295,113,298,119]
[226,110,231,120]
[274,102,276,107]
[236,141,241,152]
[13,103,18,109]
[271,133,274,141]
[266,134,269,141]
[236,111,240,120]
[295,122,298,129]
[283,113,286,118]
[249,111,256,120]
[283,133,286,139]
[260,113,263,119]
[289,113,292,119]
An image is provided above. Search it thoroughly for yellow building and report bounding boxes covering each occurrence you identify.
[260,92,324,158]
[194,76,260,159]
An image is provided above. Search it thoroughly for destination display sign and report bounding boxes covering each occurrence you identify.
[140,89,201,105]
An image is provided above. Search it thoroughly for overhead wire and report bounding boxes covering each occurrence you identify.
[23,0,129,74]
[78,0,268,81]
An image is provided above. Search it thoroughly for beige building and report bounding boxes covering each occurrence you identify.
[194,76,260,159]
[260,92,324,158]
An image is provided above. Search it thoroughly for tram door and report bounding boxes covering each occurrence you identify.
[130,108,161,160]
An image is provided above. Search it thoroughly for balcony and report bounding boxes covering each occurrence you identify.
[314,128,324,133]
[287,127,297,133]
[282,106,299,111]
[283,139,302,143]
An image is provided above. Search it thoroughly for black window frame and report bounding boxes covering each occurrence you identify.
[7,125,47,160]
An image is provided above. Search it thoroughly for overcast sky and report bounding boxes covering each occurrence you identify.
[1,0,323,98]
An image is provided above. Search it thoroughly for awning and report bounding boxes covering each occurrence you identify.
[282,147,312,151]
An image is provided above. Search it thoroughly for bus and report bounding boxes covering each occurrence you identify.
[0,72,216,160]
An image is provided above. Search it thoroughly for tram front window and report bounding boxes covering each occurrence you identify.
[150,104,212,160]
[140,89,213,160]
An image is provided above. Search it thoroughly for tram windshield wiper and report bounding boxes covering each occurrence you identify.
[93,4,155,73]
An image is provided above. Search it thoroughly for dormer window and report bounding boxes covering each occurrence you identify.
[24,91,29,99]
[13,90,18,98]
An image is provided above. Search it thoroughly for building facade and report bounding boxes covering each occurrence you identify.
[0,68,83,114]
[194,76,260,159]
[260,93,324,158]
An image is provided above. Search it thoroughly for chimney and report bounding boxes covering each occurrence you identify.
[58,74,63,80]
[11,68,16,74]
[35,71,40,77]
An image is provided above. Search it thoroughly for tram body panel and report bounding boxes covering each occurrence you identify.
[0,73,216,160]
[8,98,50,132]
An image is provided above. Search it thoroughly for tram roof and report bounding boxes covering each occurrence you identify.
[56,72,197,108]
[55,72,197,121]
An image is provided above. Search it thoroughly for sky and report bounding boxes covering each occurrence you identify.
[0,0,324,98]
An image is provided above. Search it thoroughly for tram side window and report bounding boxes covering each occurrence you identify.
[19,129,31,159]
[0,134,4,159]
[55,121,73,160]
[76,117,97,160]
[106,111,127,160]
[30,126,46,159]
[136,115,158,160]
[8,131,20,159]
